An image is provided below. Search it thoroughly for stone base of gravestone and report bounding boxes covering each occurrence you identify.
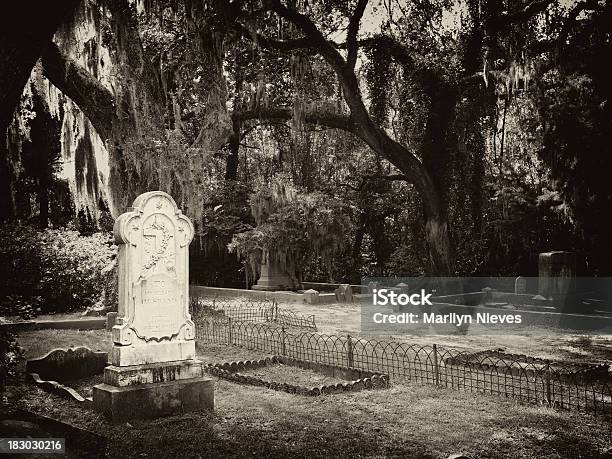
[252,260,293,291]
[109,340,197,367]
[93,359,213,423]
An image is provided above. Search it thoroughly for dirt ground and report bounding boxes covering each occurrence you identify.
[6,352,612,458]
[6,302,612,458]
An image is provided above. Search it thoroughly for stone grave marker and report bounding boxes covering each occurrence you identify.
[514,276,527,294]
[538,251,576,301]
[252,257,293,291]
[93,191,213,422]
[340,284,353,303]
[334,286,343,302]
[303,289,320,304]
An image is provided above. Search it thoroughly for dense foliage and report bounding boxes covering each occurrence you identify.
[0,224,117,316]
[0,330,22,398]
[229,181,352,285]
[2,0,611,291]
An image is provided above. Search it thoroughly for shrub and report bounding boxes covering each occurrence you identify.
[0,330,23,397]
[0,223,117,315]
[228,183,352,286]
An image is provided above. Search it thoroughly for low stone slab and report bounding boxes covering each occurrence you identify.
[444,350,610,382]
[26,347,108,383]
[205,355,389,395]
[93,377,214,423]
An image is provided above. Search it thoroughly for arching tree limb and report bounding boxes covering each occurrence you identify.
[234,0,453,274]
[346,0,369,70]
[40,42,117,141]
[0,0,81,221]
[0,0,81,135]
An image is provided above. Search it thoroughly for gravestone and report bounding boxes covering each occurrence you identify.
[105,312,117,331]
[514,276,527,295]
[340,284,353,303]
[334,286,344,302]
[93,191,213,422]
[303,289,320,304]
[252,257,293,291]
[538,251,576,302]
[333,284,353,303]
[481,287,496,305]
[26,347,108,383]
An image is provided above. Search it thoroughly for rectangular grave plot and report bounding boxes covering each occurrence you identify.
[205,355,389,396]
[444,350,609,380]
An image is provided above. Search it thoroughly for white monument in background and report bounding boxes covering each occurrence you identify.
[94,191,213,422]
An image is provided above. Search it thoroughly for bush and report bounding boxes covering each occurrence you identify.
[0,330,23,397]
[0,223,117,316]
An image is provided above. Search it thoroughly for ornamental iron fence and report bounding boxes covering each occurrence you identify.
[194,317,612,416]
[189,295,317,331]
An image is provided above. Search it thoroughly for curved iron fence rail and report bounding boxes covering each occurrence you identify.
[189,295,317,331]
[195,318,612,416]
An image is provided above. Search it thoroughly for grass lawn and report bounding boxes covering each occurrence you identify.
[15,302,612,365]
[6,328,612,458]
[280,301,612,364]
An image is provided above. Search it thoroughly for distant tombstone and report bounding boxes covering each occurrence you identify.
[105,312,117,331]
[367,281,379,294]
[334,284,354,303]
[481,287,495,304]
[538,251,576,301]
[340,284,353,303]
[252,258,293,291]
[304,289,320,304]
[514,276,527,295]
[395,282,409,294]
[93,191,213,422]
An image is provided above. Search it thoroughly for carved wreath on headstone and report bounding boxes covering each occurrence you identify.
[142,220,172,273]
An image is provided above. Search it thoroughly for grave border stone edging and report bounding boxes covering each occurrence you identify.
[27,372,93,406]
[204,355,390,395]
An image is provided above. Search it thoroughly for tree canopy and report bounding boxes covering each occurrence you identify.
[1,0,611,283]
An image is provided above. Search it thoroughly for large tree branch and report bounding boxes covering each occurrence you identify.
[527,0,601,58]
[267,0,347,71]
[0,0,80,135]
[491,0,555,30]
[360,35,448,95]
[263,0,442,223]
[40,42,116,141]
[232,2,452,273]
[346,0,369,69]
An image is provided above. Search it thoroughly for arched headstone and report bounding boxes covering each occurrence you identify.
[93,191,213,422]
